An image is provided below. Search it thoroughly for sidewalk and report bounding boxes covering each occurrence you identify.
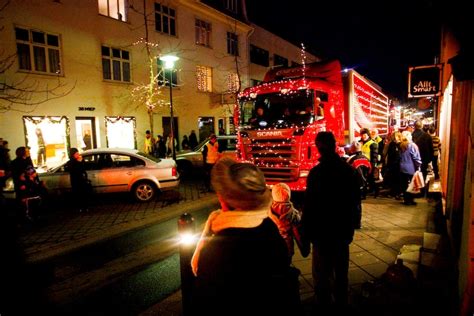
[144,194,457,315]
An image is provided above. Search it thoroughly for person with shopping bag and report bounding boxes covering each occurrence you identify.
[399,131,422,205]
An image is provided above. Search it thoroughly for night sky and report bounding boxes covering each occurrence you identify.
[246,0,445,101]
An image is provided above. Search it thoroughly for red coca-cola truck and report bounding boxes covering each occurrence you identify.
[235,59,389,191]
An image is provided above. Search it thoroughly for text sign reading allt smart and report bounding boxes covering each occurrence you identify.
[408,65,442,98]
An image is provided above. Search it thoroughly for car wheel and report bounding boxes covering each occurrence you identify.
[133,181,157,202]
[177,160,193,178]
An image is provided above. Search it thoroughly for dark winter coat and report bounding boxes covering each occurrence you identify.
[303,152,361,245]
[193,217,299,315]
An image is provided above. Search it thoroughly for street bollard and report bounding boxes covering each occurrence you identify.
[178,213,196,316]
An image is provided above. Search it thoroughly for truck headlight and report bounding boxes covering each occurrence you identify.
[299,170,309,178]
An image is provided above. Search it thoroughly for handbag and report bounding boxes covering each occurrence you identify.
[413,170,425,189]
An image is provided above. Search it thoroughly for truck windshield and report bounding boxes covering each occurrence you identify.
[239,89,316,129]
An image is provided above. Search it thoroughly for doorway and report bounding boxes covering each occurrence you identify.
[76,117,97,151]
[162,116,179,151]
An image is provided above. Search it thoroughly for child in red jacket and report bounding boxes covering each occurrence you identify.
[269,183,310,262]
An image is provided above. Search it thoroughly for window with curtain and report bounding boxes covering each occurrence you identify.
[196,65,212,92]
[195,19,211,47]
[15,27,62,75]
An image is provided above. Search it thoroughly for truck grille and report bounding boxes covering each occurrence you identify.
[244,137,300,182]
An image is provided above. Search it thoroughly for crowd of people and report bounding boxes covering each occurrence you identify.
[143,129,199,158]
[0,138,93,224]
[190,121,441,313]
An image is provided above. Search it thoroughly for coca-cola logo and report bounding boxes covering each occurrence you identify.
[256,131,283,137]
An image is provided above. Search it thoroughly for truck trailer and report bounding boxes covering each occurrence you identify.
[235,59,389,191]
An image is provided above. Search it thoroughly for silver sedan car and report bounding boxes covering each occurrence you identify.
[4,148,180,202]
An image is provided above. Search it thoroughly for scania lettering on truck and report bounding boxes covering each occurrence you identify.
[235,59,389,191]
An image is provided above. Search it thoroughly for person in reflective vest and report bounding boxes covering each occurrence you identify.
[359,128,378,195]
[202,134,221,192]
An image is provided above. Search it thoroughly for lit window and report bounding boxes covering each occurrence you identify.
[226,32,238,56]
[98,0,128,21]
[101,45,131,82]
[15,27,62,75]
[195,19,211,47]
[227,73,239,92]
[155,2,176,36]
[196,65,212,92]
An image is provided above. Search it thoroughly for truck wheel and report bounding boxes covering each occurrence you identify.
[133,181,157,202]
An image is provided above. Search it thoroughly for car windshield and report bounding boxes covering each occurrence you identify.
[239,89,317,129]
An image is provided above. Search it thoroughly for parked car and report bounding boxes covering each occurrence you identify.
[3,148,180,202]
[176,134,237,177]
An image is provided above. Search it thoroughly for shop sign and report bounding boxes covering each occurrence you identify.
[408,65,442,98]
[79,107,96,111]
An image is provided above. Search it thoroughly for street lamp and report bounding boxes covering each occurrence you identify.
[159,54,179,160]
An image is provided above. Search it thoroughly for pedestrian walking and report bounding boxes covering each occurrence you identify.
[191,157,300,315]
[302,131,361,307]
[269,182,310,262]
[65,148,91,213]
[411,120,433,183]
[181,135,190,150]
[399,131,422,206]
[155,135,166,158]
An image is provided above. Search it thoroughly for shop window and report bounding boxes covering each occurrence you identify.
[155,2,176,36]
[105,116,136,149]
[23,116,70,171]
[15,27,62,75]
[98,0,128,21]
[198,116,214,142]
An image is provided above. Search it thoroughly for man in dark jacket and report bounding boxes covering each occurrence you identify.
[65,148,91,213]
[303,131,361,307]
[412,120,434,183]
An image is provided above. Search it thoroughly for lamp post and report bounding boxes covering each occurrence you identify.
[159,54,179,160]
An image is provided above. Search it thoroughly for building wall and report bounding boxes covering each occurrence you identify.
[0,0,251,163]
[248,24,319,83]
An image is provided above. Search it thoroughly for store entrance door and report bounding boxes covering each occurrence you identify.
[76,117,97,151]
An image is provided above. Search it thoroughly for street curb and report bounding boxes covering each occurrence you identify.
[25,194,219,263]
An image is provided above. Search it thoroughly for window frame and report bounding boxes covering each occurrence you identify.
[157,59,178,87]
[98,0,128,21]
[250,44,269,67]
[154,2,177,37]
[195,19,212,48]
[274,54,288,68]
[101,45,131,83]
[15,26,63,75]
[226,32,239,56]
[196,65,213,93]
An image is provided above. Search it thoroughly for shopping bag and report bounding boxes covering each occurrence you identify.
[413,170,425,189]
[406,176,420,194]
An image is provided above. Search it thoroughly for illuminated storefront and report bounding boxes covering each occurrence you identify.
[105,116,136,149]
[23,116,70,171]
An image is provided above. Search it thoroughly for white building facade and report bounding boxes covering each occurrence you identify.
[0,0,318,170]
